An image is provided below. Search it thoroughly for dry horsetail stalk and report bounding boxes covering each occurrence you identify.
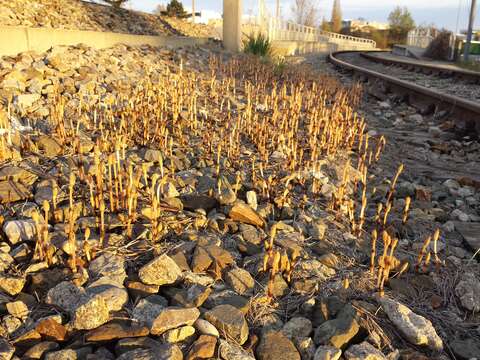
[83,227,92,262]
[416,235,432,272]
[432,228,442,270]
[379,237,398,297]
[402,196,411,225]
[370,229,378,275]
[386,163,404,205]
[69,172,76,209]
[31,212,44,260]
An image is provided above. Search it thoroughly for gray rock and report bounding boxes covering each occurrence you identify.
[246,190,258,210]
[194,318,220,337]
[218,339,255,360]
[313,304,359,348]
[163,325,195,343]
[455,222,480,253]
[256,331,300,360]
[378,101,390,109]
[2,315,22,335]
[138,254,182,286]
[160,181,179,198]
[114,337,163,356]
[0,338,14,360]
[132,295,168,327]
[224,267,255,296]
[44,348,92,360]
[443,179,460,190]
[6,300,29,319]
[45,281,84,312]
[71,294,110,330]
[309,220,327,240]
[455,272,480,312]
[23,341,59,359]
[204,304,249,345]
[116,344,182,360]
[378,297,443,351]
[318,253,340,269]
[86,277,128,312]
[15,94,41,112]
[282,317,312,339]
[314,345,342,360]
[450,337,480,360]
[294,259,335,283]
[0,253,14,273]
[217,176,236,205]
[293,336,316,360]
[2,220,37,244]
[396,182,415,198]
[450,209,470,222]
[88,253,126,284]
[408,114,423,123]
[144,149,163,163]
[150,307,200,335]
[344,342,386,360]
[44,349,79,360]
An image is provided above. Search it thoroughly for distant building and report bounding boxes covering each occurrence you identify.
[342,19,389,32]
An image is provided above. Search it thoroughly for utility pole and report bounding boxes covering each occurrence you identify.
[192,0,195,23]
[464,0,477,61]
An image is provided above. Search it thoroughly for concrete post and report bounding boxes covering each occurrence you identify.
[223,0,242,52]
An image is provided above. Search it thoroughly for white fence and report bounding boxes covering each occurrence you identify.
[213,16,377,53]
[262,18,376,48]
[407,28,438,49]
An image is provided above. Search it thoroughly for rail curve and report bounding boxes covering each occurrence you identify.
[328,51,480,136]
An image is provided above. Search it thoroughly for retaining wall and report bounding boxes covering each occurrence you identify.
[0,26,209,57]
[273,40,376,56]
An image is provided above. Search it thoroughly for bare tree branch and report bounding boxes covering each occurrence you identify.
[291,0,319,27]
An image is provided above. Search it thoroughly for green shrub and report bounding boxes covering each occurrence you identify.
[166,0,187,18]
[370,30,389,49]
[425,30,452,61]
[243,33,273,58]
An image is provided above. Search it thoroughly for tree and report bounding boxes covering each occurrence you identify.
[166,0,187,18]
[102,0,129,8]
[291,0,319,27]
[321,17,332,32]
[331,0,342,33]
[388,6,415,44]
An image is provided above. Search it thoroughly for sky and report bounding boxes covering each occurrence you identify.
[126,0,478,32]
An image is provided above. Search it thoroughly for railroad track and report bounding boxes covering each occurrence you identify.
[328,51,480,136]
[361,52,480,84]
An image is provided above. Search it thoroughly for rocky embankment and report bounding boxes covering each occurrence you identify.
[0,0,216,38]
[0,42,478,360]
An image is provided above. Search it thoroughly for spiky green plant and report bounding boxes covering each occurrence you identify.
[243,33,273,58]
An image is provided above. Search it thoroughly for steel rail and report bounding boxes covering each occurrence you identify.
[328,51,480,135]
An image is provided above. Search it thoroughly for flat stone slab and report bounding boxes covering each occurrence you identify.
[454,222,480,252]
